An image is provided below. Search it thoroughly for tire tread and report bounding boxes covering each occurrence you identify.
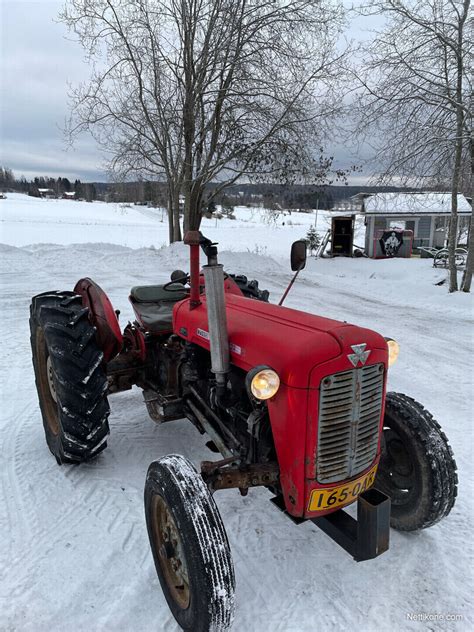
[145,455,235,632]
[30,291,110,463]
[380,392,457,530]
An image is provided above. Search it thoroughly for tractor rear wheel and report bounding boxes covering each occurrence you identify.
[144,455,235,632]
[375,392,457,531]
[30,291,110,464]
[229,274,269,301]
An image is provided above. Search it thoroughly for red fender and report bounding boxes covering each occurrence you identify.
[224,275,244,296]
[74,278,123,362]
[196,273,244,296]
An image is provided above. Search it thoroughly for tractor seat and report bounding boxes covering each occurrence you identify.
[130,284,188,333]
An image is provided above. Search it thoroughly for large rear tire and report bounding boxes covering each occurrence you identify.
[144,455,235,632]
[228,274,269,302]
[375,392,457,531]
[30,291,110,464]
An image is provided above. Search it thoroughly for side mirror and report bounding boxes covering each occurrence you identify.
[290,240,307,272]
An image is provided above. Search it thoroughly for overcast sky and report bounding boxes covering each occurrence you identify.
[1,0,376,184]
[0,0,106,180]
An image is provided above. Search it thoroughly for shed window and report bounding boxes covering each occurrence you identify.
[389,219,406,230]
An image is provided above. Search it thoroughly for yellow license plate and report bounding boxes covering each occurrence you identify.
[308,465,378,512]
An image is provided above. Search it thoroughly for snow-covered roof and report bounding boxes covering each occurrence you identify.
[63,191,76,196]
[38,188,54,193]
[363,192,471,216]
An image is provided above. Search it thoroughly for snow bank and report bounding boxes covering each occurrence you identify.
[1,192,332,256]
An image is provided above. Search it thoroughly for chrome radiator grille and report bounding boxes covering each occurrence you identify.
[317,363,384,484]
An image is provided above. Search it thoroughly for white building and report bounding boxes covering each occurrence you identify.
[360,192,471,257]
[37,188,56,199]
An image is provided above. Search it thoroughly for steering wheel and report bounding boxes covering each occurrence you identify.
[162,268,229,292]
[162,270,190,292]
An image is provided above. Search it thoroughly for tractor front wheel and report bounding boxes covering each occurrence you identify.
[144,455,235,632]
[375,392,457,531]
[30,291,110,464]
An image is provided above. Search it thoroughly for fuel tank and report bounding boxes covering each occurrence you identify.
[173,293,388,387]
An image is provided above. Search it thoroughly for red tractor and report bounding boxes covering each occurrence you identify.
[30,232,457,632]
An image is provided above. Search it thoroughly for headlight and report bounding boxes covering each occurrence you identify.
[385,338,400,367]
[247,366,280,400]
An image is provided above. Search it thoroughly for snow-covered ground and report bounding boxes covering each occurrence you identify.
[0,192,337,256]
[1,193,473,631]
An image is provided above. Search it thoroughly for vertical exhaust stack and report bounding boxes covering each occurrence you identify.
[201,238,230,402]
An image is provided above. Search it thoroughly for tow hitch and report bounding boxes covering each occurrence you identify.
[272,488,390,562]
[312,488,390,561]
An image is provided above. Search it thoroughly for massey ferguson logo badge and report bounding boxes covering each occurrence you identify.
[347,343,371,367]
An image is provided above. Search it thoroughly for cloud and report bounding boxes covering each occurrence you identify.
[2,138,108,180]
[1,1,376,184]
[1,0,105,180]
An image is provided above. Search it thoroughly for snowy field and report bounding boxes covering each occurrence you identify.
[1,193,473,631]
[0,192,334,256]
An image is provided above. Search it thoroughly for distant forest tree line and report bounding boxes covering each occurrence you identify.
[1,166,424,211]
[0,167,98,201]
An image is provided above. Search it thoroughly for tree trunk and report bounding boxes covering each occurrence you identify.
[460,136,473,292]
[447,188,459,292]
[448,24,466,293]
[167,187,183,243]
[183,180,192,235]
[167,190,175,244]
[183,192,202,232]
[461,207,473,292]
[172,189,182,242]
[188,187,203,231]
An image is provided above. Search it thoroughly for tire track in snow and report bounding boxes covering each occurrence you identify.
[3,468,145,609]
[1,367,39,547]
[2,385,146,604]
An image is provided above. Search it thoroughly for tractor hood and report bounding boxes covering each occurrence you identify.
[173,294,388,388]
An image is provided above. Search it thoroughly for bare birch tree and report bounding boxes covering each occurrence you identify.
[61,0,348,242]
[352,0,472,292]
[460,131,473,291]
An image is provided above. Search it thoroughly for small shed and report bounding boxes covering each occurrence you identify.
[38,188,56,199]
[361,193,471,258]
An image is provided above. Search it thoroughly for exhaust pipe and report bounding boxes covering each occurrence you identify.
[184,231,230,402]
[202,244,230,400]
